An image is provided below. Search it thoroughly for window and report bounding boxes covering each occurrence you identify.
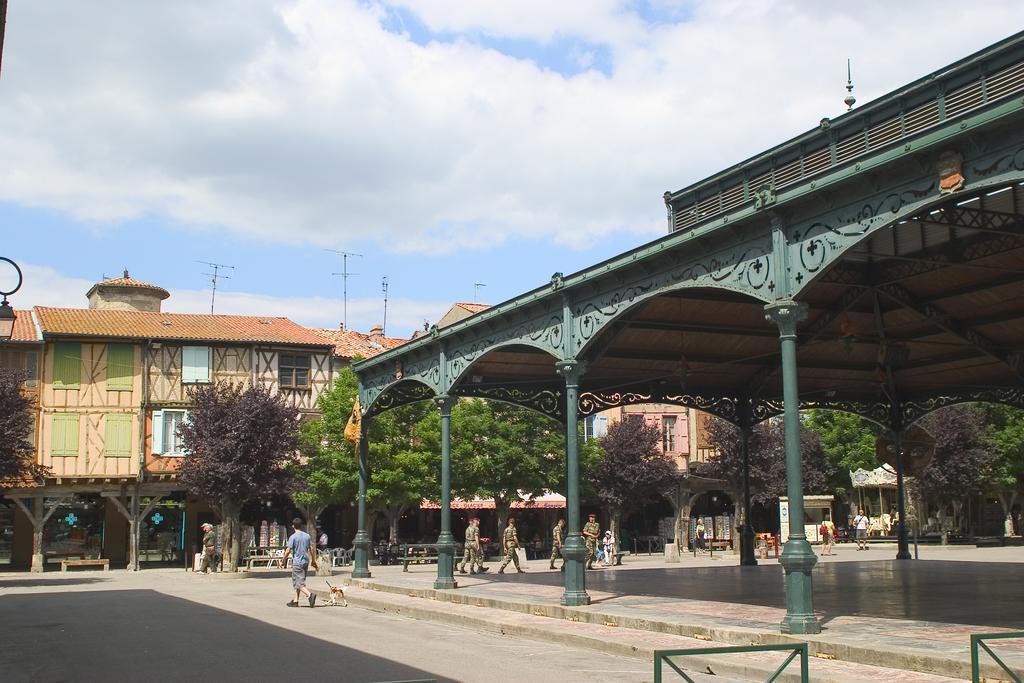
[106,344,134,391]
[663,416,677,452]
[51,414,80,457]
[0,348,39,387]
[152,410,188,456]
[182,346,210,384]
[583,415,609,441]
[279,353,311,389]
[53,342,81,389]
[104,414,133,457]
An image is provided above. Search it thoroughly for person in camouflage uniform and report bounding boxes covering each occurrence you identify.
[549,518,566,571]
[582,513,601,569]
[498,516,525,573]
[459,517,488,574]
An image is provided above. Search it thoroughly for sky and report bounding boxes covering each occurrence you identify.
[1,1,1022,338]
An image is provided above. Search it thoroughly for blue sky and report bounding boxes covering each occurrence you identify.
[2,1,1021,338]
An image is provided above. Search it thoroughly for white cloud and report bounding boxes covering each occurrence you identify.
[0,1,1021,255]
[14,263,446,338]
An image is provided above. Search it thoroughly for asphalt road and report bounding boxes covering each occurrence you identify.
[0,577,654,683]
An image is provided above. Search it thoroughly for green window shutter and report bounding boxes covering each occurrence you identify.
[52,414,80,456]
[182,346,210,383]
[104,414,133,457]
[53,342,81,389]
[106,344,134,391]
[152,410,164,455]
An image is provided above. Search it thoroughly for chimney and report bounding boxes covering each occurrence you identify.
[369,324,383,341]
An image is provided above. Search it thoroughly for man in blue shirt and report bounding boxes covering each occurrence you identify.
[282,518,317,607]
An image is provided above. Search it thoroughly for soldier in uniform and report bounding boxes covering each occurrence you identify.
[459,517,488,574]
[549,518,566,571]
[582,513,601,569]
[198,522,217,574]
[498,516,525,573]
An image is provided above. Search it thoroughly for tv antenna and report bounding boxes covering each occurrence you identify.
[327,249,362,330]
[844,58,856,111]
[381,276,389,337]
[198,261,235,314]
[474,282,486,303]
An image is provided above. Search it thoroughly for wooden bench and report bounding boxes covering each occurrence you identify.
[399,544,439,572]
[61,558,109,572]
[709,540,732,551]
[612,550,631,566]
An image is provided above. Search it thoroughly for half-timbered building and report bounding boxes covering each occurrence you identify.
[1,274,334,571]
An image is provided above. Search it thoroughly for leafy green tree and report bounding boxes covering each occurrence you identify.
[366,402,437,542]
[429,399,564,535]
[178,382,301,571]
[983,405,1024,517]
[803,410,880,497]
[293,368,360,565]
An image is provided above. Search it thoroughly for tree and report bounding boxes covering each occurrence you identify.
[697,416,833,523]
[434,399,564,536]
[293,368,360,571]
[589,416,680,547]
[0,369,48,483]
[803,410,880,497]
[982,405,1024,519]
[917,405,999,534]
[366,402,437,542]
[178,382,301,571]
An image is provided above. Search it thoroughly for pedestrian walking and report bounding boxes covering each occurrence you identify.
[198,523,217,574]
[549,518,566,571]
[282,518,318,607]
[819,519,835,555]
[695,519,706,553]
[853,509,870,550]
[582,513,600,569]
[498,516,524,574]
[459,517,488,574]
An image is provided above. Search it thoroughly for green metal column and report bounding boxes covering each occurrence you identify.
[764,301,819,635]
[739,402,756,566]
[351,420,372,579]
[892,427,911,560]
[434,394,458,589]
[556,359,589,606]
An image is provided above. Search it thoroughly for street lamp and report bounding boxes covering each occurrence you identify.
[0,256,23,340]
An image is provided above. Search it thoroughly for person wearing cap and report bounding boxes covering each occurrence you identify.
[582,513,601,569]
[498,516,524,574]
[197,523,217,574]
[282,517,317,607]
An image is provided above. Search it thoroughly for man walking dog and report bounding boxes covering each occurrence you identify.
[282,518,318,607]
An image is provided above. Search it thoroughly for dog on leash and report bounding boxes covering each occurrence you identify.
[325,581,348,607]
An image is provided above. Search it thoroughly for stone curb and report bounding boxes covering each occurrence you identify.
[340,584,960,683]
[345,578,998,680]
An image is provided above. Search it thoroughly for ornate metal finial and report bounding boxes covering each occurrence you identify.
[844,58,856,111]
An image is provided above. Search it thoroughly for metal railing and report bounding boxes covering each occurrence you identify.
[654,643,808,682]
[971,632,1023,683]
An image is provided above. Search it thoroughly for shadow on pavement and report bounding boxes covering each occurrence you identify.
[503,560,1024,628]
[0,589,449,683]
[0,576,110,588]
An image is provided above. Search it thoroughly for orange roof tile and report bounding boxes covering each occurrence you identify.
[311,327,408,360]
[7,309,42,343]
[35,307,333,347]
[85,272,170,300]
[454,303,490,314]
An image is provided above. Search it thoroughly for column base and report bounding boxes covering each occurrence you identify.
[351,568,372,579]
[433,577,458,590]
[739,526,757,566]
[560,538,590,606]
[896,550,912,560]
[779,537,820,635]
[352,532,372,579]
